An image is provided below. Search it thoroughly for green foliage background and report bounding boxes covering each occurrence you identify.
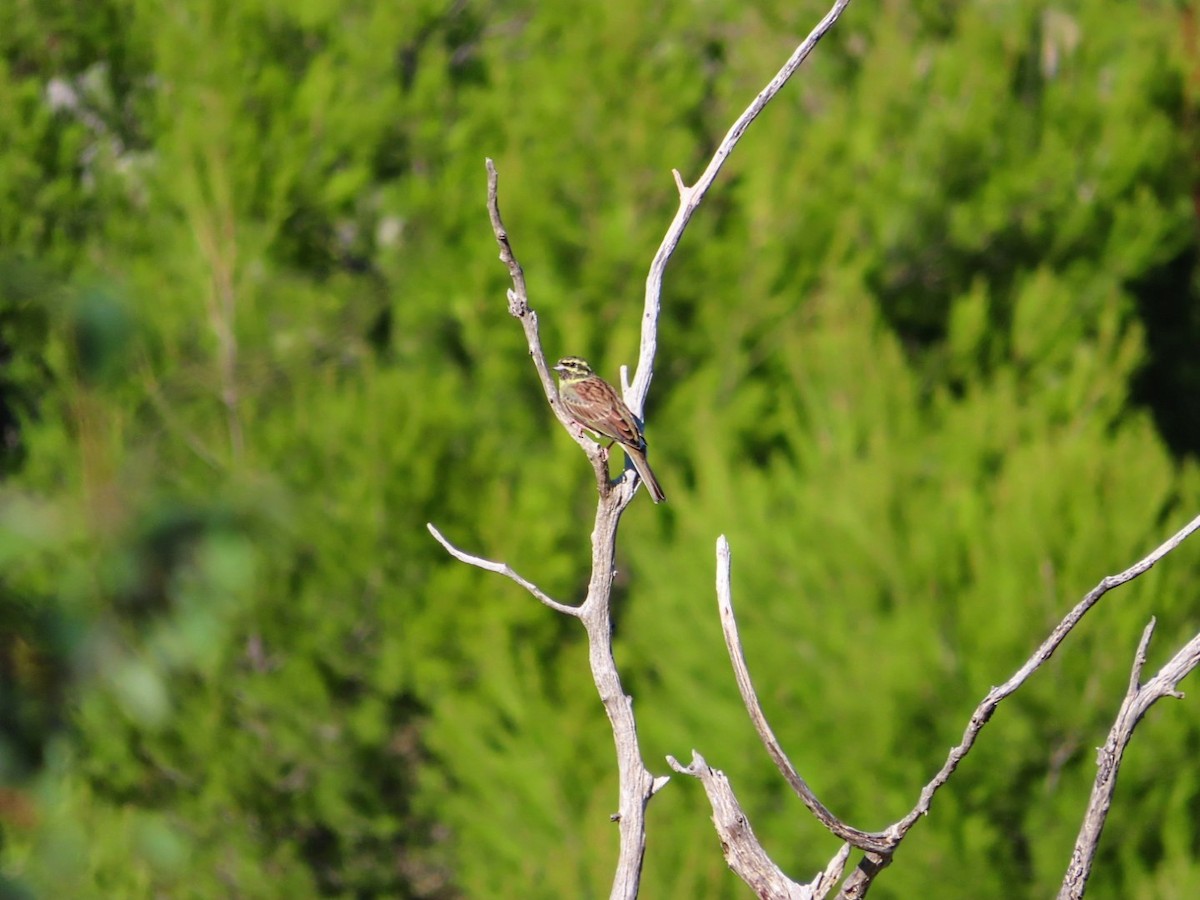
[3,0,1200,897]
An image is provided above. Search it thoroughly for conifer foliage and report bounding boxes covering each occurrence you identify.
[2,1,1199,898]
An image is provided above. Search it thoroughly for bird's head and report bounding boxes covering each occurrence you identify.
[553,356,594,382]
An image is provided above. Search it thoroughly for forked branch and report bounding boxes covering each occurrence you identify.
[436,3,861,898]
[426,523,581,617]
[891,512,1200,841]
[677,514,1200,899]
[666,750,851,900]
[714,537,893,854]
[1058,619,1200,899]
[438,164,655,900]
[630,0,854,413]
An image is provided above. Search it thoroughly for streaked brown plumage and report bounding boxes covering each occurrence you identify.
[553,356,666,503]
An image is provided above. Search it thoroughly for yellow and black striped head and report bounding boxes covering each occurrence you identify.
[553,356,594,382]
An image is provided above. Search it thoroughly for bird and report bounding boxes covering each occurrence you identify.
[552,356,666,503]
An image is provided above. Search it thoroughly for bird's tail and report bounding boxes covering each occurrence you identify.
[627,447,666,503]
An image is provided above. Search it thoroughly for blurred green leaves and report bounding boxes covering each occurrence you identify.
[63,288,136,386]
[1,1,1200,899]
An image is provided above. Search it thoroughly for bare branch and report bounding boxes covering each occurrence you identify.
[426,523,581,617]
[484,157,529,319]
[1127,619,1158,697]
[890,512,1200,839]
[813,844,853,900]
[714,537,893,854]
[811,844,859,900]
[630,0,854,415]
[835,513,1200,896]
[691,512,1200,900]
[1058,621,1200,899]
[666,751,829,900]
[484,159,612,496]
[467,4,861,896]
[479,163,657,897]
[483,157,561,412]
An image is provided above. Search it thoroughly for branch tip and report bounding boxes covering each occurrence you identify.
[428,522,581,617]
[712,524,892,852]
[1128,619,1158,693]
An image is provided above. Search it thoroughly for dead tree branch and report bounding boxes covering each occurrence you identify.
[434,163,659,899]
[891,512,1200,841]
[425,523,581,617]
[431,2,858,896]
[714,537,893,853]
[483,159,611,498]
[631,0,855,414]
[666,750,851,900]
[1058,619,1200,899]
[673,514,1200,899]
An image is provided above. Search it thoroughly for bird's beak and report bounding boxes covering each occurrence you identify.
[552,363,564,374]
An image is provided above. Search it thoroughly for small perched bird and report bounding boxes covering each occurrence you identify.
[553,356,666,503]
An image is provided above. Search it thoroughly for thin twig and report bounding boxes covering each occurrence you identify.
[1058,621,1200,899]
[484,158,529,317]
[485,159,613,499]
[426,523,581,617]
[485,159,547,392]
[686,514,1200,900]
[835,513,1200,897]
[630,0,854,415]
[715,537,893,854]
[890,512,1200,839]
[814,845,854,900]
